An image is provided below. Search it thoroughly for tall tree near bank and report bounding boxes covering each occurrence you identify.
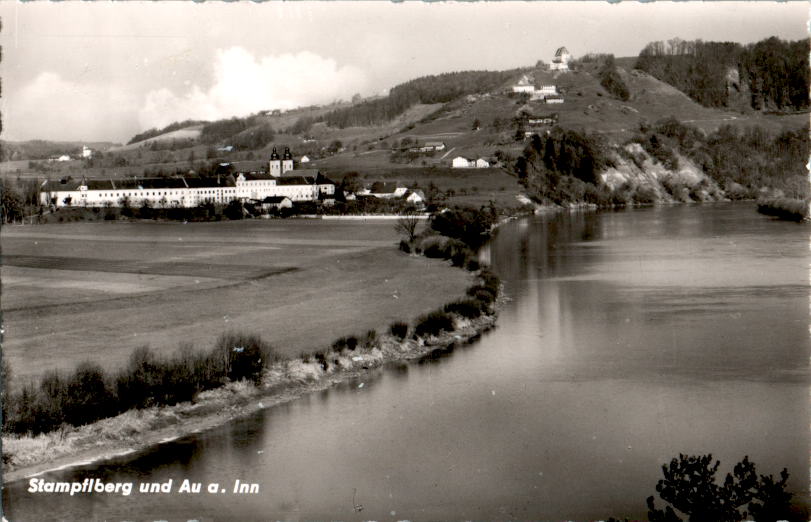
[647,454,796,522]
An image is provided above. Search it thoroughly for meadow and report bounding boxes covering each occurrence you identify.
[1,219,471,386]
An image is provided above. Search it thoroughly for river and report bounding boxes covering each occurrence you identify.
[3,203,809,521]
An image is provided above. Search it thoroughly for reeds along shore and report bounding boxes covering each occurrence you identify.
[756,197,810,222]
[1,270,501,442]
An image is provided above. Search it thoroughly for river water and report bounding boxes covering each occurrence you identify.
[4,203,809,521]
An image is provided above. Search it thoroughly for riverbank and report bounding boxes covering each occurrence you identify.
[2,303,500,483]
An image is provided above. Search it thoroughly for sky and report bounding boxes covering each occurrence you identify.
[1,1,807,144]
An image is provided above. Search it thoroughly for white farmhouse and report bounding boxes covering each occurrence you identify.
[405,189,425,205]
[475,158,490,169]
[82,146,92,159]
[300,155,311,163]
[511,75,535,94]
[452,156,472,168]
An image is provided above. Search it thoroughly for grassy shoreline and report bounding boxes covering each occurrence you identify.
[2,295,500,483]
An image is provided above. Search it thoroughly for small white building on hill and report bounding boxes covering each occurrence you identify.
[475,158,490,168]
[452,156,472,168]
[512,75,536,94]
[550,47,571,71]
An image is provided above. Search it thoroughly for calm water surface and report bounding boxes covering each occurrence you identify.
[4,203,809,521]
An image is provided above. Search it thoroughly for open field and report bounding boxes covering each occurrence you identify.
[1,219,472,386]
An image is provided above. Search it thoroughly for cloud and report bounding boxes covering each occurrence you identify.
[6,72,139,142]
[138,47,368,129]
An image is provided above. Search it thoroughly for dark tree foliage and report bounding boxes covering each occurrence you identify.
[598,55,630,101]
[230,123,275,150]
[515,127,610,203]
[741,37,810,110]
[320,69,521,128]
[127,120,204,145]
[647,454,796,522]
[430,206,496,249]
[1,180,24,223]
[638,117,809,197]
[200,117,252,144]
[635,37,809,111]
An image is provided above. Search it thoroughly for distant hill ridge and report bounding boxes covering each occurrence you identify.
[102,35,808,167]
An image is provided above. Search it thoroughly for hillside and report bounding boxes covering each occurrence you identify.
[2,49,806,214]
[0,140,118,162]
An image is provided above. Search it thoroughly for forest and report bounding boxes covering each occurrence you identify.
[635,36,809,111]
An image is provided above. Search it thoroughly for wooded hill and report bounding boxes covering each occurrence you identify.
[635,37,809,112]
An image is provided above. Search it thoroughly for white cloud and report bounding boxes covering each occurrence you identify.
[138,47,368,129]
[6,72,139,142]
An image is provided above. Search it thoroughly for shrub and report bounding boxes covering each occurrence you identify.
[420,236,449,258]
[314,351,328,370]
[389,321,409,340]
[479,270,500,293]
[215,333,273,384]
[444,298,485,319]
[414,310,455,338]
[467,285,496,305]
[465,257,481,271]
[362,329,378,349]
[399,239,411,253]
[331,335,359,352]
[757,197,809,221]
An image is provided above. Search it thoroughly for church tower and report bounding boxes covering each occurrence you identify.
[269,147,281,177]
[282,147,294,174]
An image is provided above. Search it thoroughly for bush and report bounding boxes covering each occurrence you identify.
[414,310,455,338]
[332,335,359,352]
[757,197,809,221]
[444,298,485,319]
[467,285,496,305]
[314,351,328,371]
[389,321,409,340]
[465,257,481,271]
[399,239,412,253]
[362,329,379,349]
[478,270,500,293]
[215,332,273,385]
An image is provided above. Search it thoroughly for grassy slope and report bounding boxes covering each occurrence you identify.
[2,62,805,185]
[1,220,471,386]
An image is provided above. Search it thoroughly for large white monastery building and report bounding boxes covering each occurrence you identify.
[41,147,335,209]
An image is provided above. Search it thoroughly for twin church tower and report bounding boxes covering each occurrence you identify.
[268,147,294,177]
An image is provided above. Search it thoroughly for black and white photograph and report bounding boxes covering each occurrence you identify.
[0,1,809,520]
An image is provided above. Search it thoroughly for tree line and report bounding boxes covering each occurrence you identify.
[635,36,809,111]
[292,69,522,131]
